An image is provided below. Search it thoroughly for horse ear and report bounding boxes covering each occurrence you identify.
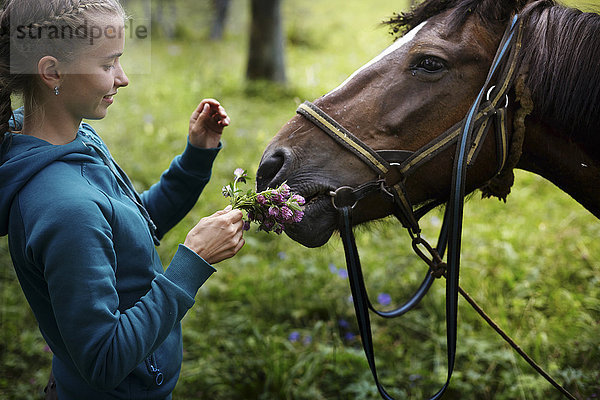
[480,0,513,19]
[477,0,529,24]
[502,0,537,16]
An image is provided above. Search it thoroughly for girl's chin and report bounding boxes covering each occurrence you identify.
[84,108,109,121]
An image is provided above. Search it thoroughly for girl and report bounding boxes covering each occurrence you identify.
[0,1,245,399]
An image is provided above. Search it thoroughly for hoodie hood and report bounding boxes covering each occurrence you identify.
[0,108,92,236]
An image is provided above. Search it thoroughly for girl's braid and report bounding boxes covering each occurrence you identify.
[29,1,123,29]
[0,5,13,143]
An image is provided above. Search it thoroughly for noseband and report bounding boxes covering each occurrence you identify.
[296,15,524,400]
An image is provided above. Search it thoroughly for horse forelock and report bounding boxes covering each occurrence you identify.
[520,3,600,152]
[384,0,527,39]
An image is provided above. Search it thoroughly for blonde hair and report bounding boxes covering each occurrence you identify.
[0,0,125,141]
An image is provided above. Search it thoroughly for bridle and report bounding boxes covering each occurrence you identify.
[296,15,576,400]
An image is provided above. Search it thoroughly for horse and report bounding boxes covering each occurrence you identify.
[257,0,599,248]
[256,0,599,398]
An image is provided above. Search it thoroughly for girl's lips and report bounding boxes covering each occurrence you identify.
[102,95,115,104]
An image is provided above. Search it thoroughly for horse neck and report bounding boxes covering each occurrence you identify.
[517,117,600,219]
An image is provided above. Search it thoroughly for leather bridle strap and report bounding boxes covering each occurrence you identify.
[338,207,391,399]
[297,101,391,177]
[429,15,523,399]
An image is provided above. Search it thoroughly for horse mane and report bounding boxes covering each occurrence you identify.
[520,2,600,152]
[385,0,600,153]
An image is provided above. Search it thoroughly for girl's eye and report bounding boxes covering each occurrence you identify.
[104,64,116,71]
[413,57,445,73]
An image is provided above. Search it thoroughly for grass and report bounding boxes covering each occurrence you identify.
[2,0,600,399]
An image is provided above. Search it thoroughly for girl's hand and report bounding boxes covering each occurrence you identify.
[188,99,231,148]
[184,206,245,264]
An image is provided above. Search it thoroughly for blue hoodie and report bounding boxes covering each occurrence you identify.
[0,108,220,399]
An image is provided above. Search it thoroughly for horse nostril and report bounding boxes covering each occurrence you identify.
[257,148,291,191]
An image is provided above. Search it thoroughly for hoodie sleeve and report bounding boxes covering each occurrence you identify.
[140,140,222,239]
[12,177,214,391]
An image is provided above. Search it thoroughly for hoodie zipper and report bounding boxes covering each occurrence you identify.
[145,354,164,386]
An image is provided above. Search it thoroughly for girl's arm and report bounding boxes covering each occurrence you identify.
[140,99,230,237]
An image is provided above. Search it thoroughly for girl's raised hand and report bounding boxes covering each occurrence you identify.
[188,99,231,148]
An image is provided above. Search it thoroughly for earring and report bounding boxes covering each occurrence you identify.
[54,86,60,96]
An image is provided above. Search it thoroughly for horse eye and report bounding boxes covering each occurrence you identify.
[416,57,445,73]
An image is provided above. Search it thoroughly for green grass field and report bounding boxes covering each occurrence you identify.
[1,0,599,399]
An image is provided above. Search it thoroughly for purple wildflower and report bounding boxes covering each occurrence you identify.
[337,268,348,279]
[268,206,279,217]
[280,206,293,222]
[256,194,266,204]
[329,263,338,274]
[234,168,247,183]
[279,183,291,198]
[262,219,275,231]
[377,293,392,306]
[271,193,284,204]
[243,221,251,231]
[291,194,305,206]
[288,331,301,342]
[292,210,304,223]
[222,185,231,197]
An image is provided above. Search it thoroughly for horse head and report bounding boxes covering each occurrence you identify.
[257,0,600,247]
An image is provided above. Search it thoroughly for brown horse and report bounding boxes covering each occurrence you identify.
[256,0,600,249]
[257,0,599,396]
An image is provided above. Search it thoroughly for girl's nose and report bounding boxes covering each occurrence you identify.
[115,62,129,88]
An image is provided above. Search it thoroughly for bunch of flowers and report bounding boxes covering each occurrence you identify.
[222,168,305,234]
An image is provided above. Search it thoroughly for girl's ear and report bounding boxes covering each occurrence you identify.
[37,56,62,91]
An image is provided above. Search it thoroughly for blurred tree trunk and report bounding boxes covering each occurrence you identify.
[153,0,177,39]
[246,0,286,83]
[210,0,231,40]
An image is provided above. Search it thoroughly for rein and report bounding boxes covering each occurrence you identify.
[296,15,576,400]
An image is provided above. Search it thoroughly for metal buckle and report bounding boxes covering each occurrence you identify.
[383,162,405,188]
[329,186,359,210]
[486,85,509,109]
[412,235,447,278]
[378,181,395,203]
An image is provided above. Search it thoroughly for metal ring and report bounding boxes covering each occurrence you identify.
[486,85,509,108]
[329,186,359,210]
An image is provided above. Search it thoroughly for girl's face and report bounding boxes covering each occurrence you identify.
[58,13,129,122]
